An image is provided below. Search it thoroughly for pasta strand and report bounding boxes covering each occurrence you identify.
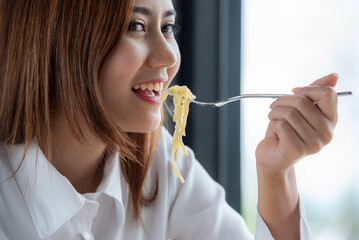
[160,85,196,183]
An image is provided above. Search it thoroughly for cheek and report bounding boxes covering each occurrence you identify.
[99,40,146,115]
[102,39,146,85]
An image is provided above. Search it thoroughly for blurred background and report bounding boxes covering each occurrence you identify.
[169,0,359,239]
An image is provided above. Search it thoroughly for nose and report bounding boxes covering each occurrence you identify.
[147,35,178,69]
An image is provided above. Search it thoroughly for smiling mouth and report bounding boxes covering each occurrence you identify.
[132,82,164,97]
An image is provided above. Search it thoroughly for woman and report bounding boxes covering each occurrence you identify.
[0,0,338,239]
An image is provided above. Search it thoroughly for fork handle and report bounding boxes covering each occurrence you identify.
[195,91,352,107]
[229,91,352,100]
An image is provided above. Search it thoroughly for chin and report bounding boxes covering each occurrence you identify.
[116,107,163,133]
[137,124,160,133]
[122,119,161,133]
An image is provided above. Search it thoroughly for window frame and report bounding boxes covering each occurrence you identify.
[173,0,243,212]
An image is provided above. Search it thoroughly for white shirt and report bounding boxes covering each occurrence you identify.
[0,127,312,240]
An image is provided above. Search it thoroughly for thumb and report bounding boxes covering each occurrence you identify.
[309,73,339,87]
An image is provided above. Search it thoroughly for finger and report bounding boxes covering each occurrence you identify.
[292,85,338,124]
[268,106,314,140]
[268,106,328,153]
[291,73,338,92]
[291,73,339,123]
[309,73,338,87]
[270,95,327,132]
[266,119,306,161]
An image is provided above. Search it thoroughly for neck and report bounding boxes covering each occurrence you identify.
[50,116,107,194]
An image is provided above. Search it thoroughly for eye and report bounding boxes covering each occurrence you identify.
[128,21,145,32]
[162,23,181,35]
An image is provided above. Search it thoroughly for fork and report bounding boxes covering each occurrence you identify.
[167,90,352,107]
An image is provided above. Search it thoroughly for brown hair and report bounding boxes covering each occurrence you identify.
[0,0,160,220]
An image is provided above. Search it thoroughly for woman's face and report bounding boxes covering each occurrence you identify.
[100,0,180,133]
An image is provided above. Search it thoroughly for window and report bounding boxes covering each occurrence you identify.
[241,0,359,238]
[174,0,243,212]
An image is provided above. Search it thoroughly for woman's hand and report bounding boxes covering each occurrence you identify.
[255,73,339,239]
[256,73,338,173]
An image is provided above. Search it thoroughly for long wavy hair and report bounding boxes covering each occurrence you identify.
[0,0,161,220]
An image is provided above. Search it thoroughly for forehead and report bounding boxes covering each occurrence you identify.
[133,0,175,14]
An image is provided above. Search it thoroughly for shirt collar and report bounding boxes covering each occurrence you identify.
[6,141,129,239]
[7,141,86,239]
[87,151,129,229]
[95,151,128,207]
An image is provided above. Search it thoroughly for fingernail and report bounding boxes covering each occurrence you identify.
[329,73,339,78]
[291,87,303,93]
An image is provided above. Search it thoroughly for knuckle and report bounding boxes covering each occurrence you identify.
[320,86,336,99]
[294,95,308,108]
[268,110,274,120]
[307,140,322,155]
[276,119,288,129]
[321,128,334,145]
[313,140,323,152]
[296,142,306,154]
[306,128,333,155]
[284,108,298,120]
[295,142,307,158]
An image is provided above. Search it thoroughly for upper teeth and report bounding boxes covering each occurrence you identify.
[133,82,163,91]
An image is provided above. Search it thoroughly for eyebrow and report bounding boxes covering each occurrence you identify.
[133,6,177,18]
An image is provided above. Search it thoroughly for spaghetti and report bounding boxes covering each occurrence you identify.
[160,85,196,183]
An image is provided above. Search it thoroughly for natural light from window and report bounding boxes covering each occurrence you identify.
[241,0,359,239]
